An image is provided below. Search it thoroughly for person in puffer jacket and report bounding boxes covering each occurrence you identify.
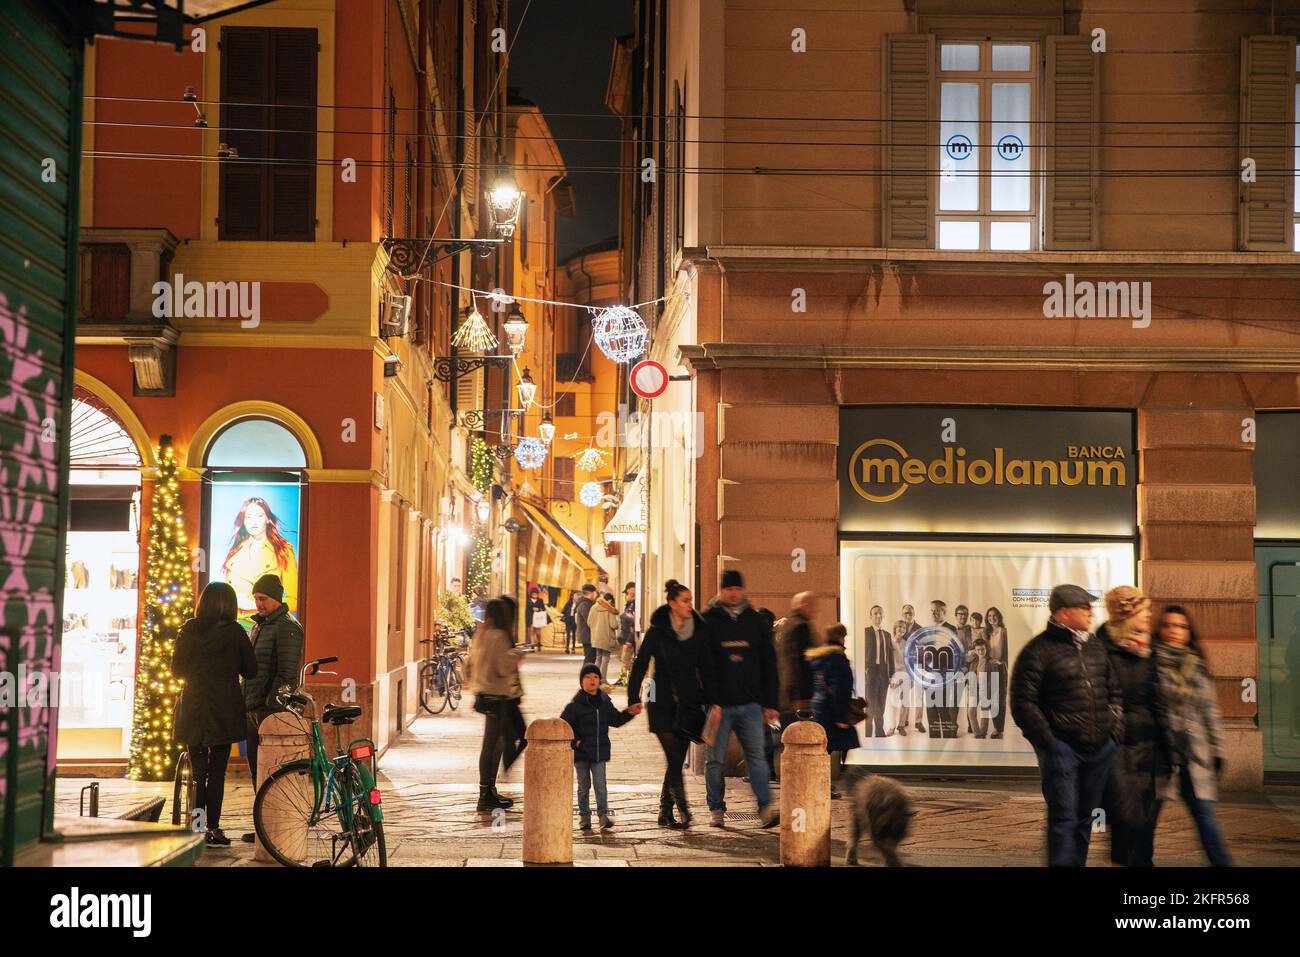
[1012,583,1123,867]
[560,664,638,831]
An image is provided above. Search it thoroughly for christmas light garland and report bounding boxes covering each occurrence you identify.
[127,435,192,782]
[467,437,493,592]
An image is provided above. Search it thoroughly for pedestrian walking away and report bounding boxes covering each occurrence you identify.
[561,591,577,654]
[1152,605,1233,866]
[587,590,622,686]
[807,622,862,797]
[628,579,709,828]
[560,664,639,830]
[239,573,305,843]
[1011,583,1122,867]
[1098,585,1170,867]
[466,598,527,814]
[776,591,819,725]
[172,581,257,847]
[573,583,597,664]
[700,569,781,828]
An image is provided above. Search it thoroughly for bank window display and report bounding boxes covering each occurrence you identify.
[839,407,1137,769]
[202,418,306,624]
[60,397,144,760]
[937,40,1038,251]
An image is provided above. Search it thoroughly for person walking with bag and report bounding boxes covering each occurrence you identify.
[526,587,548,652]
[239,573,304,843]
[172,581,256,846]
[1099,585,1169,867]
[628,579,709,828]
[806,623,862,793]
[1152,605,1233,866]
[467,598,527,814]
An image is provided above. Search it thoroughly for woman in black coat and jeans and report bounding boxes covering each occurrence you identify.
[628,580,708,828]
[172,581,256,846]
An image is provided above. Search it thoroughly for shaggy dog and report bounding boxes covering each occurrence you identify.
[843,772,914,866]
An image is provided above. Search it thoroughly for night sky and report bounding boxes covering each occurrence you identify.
[506,0,635,261]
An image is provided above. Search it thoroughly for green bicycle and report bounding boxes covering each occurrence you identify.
[252,656,387,867]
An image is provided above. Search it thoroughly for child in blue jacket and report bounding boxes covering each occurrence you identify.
[560,664,639,830]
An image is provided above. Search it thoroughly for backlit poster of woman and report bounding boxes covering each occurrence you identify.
[219,495,299,616]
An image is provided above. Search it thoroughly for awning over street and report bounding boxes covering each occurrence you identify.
[517,499,601,591]
[604,472,647,544]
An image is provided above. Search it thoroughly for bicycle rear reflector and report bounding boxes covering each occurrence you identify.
[369,789,382,805]
[350,744,373,761]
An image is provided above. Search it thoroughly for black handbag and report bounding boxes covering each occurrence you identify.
[674,699,707,744]
[474,693,507,716]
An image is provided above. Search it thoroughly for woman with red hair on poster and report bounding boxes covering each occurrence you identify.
[222,497,299,616]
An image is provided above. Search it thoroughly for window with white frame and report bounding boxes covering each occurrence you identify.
[937,40,1038,251]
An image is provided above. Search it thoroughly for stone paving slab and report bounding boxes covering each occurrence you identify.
[53,650,1300,867]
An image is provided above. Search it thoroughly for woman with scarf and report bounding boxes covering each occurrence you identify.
[1152,605,1232,866]
[1099,585,1169,866]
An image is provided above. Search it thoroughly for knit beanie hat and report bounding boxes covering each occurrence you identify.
[579,664,603,685]
[720,569,744,590]
[251,574,284,603]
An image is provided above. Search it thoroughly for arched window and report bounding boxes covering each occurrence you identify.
[204,417,307,468]
[70,392,143,468]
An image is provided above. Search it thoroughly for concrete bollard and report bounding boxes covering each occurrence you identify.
[523,718,575,865]
[254,711,313,864]
[780,720,831,867]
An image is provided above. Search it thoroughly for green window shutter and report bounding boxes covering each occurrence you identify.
[882,33,934,248]
[1044,36,1100,250]
[1238,35,1296,251]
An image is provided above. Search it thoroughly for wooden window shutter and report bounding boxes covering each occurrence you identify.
[269,28,317,241]
[219,27,269,240]
[882,33,934,248]
[1044,36,1100,250]
[1238,35,1296,250]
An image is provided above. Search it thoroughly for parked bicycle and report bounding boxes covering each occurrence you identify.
[251,656,387,867]
[419,626,466,714]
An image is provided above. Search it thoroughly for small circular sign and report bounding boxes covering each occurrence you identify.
[629,360,669,399]
[945,134,973,161]
[996,134,1024,161]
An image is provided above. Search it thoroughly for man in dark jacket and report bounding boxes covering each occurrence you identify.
[573,584,596,664]
[700,569,780,828]
[1011,583,1123,867]
[776,592,818,720]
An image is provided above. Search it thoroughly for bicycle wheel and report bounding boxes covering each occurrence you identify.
[341,764,387,868]
[419,661,445,714]
[253,764,355,867]
[446,663,462,711]
[426,659,449,714]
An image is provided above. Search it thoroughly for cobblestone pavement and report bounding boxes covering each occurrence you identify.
[55,650,1300,866]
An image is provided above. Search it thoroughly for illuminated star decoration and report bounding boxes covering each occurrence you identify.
[574,446,607,473]
[579,481,603,507]
[590,305,648,364]
[514,436,548,470]
[452,301,497,353]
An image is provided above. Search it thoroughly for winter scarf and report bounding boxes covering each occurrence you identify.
[1154,642,1200,707]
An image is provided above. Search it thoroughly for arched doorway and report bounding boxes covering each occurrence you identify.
[59,390,144,760]
[201,416,309,624]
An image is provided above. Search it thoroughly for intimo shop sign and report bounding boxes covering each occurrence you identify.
[839,407,1136,537]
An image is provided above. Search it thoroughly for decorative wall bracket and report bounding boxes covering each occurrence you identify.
[433,354,513,383]
[382,237,504,276]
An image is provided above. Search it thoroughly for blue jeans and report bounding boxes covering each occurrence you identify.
[705,703,772,812]
[1155,764,1233,866]
[1033,737,1117,867]
[574,759,608,816]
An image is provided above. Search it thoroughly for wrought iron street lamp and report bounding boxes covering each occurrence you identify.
[516,368,537,408]
[538,412,555,445]
[503,303,529,355]
[485,168,524,239]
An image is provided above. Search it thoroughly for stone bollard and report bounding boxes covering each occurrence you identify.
[523,718,574,865]
[254,711,313,864]
[780,720,830,867]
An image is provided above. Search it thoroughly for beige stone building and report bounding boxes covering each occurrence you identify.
[616,0,1300,787]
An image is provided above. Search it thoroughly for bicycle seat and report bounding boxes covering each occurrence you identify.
[321,703,363,725]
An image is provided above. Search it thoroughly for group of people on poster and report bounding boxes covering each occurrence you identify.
[860,600,1010,740]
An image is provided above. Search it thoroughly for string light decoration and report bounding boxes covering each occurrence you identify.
[514,436,548,470]
[579,481,604,507]
[467,437,493,592]
[451,302,497,353]
[574,446,607,473]
[591,305,648,364]
[127,435,192,781]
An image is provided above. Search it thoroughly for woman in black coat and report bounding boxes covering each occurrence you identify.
[807,624,862,760]
[1099,586,1170,867]
[172,581,256,846]
[627,579,708,828]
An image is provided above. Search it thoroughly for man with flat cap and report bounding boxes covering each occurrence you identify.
[1011,583,1123,867]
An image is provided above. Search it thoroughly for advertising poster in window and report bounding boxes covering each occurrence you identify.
[841,540,1134,768]
[207,481,302,620]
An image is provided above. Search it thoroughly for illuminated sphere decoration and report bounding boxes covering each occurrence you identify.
[574,446,607,473]
[591,305,648,364]
[514,436,548,470]
[579,481,603,507]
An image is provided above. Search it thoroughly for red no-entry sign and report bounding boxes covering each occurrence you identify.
[629,359,669,399]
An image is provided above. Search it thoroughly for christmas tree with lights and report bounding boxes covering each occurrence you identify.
[127,434,193,781]
[468,436,493,591]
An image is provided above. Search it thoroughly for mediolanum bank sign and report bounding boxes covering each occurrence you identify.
[839,407,1136,537]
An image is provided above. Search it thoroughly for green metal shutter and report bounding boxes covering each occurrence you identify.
[0,0,81,866]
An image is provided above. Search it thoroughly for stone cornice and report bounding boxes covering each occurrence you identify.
[679,343,1300,373]
[686,245,1300,278]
